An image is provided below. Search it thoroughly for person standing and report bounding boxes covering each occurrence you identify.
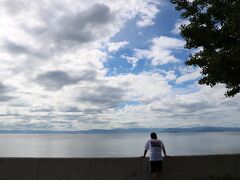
[142,132,167,180]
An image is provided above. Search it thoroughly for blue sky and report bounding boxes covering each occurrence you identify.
[0,0,239,131]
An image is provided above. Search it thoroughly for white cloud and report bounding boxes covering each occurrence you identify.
[136,2,160,27]
[176,67,202,84]
[134,36,185,65]
[171,19,190,34]
[121,55,139,68]
[107,41,129,52]
[107,71,175,105]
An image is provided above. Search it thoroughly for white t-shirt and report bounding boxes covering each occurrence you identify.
[144,139,165,161]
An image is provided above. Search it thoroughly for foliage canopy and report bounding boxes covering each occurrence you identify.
[171,0,240,96]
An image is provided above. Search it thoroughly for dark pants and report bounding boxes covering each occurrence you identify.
[150,161,163,173]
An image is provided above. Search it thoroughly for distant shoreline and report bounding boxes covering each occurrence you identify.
[0,126,240,134]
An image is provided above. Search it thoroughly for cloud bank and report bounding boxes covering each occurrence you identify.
[0,0,239,131]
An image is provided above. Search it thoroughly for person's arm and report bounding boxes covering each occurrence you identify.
[143,149,148,158]
[141,140,149,158]
[161,141,168,158]
[163,148,167,158]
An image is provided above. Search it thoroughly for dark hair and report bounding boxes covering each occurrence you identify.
[151,132,157,139]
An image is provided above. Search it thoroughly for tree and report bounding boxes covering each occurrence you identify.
[171,0,240,97]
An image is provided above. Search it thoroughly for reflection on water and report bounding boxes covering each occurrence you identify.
[0,132,240,157]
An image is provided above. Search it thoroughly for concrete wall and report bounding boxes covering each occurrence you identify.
[0,154,240,180]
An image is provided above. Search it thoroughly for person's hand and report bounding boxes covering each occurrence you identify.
[165,155,171,159]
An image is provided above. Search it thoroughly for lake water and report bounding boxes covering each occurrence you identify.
[0,132,240,157]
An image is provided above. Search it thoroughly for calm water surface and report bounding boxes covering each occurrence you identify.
[0,132,239,157]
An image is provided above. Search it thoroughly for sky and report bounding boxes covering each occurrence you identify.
[0,0,239,131]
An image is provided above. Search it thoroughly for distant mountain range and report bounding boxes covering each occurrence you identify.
[0,126,240,134]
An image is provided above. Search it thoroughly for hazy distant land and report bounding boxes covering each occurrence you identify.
[0,126,240,134]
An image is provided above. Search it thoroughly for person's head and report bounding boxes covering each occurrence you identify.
[150,132,157,139]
